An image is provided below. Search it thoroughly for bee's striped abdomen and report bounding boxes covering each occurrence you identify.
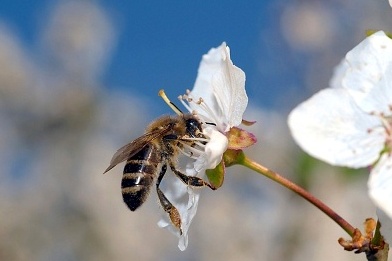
[121,144,160,211]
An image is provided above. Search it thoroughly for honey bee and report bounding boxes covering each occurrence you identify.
[104,91,215,234]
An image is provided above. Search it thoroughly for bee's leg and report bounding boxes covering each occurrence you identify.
[156,163,182,234]
[169,161,216,190]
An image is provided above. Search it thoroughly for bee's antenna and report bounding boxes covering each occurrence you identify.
[159,89,183,116]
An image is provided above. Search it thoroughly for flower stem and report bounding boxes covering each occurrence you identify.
[237,153,355,236]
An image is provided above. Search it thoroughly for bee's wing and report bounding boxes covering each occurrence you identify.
[103,126,171,174]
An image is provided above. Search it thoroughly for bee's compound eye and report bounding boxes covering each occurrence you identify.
[186,119,202,135]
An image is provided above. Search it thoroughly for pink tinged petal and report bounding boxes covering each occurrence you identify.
[340,31,392,115]
[369,155,392,225]
[241,119,257,126]
[288,88,385,168]
[227,126,257,150]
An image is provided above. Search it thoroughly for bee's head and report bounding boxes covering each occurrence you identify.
[157,90,205,138]
[183,114,203,138]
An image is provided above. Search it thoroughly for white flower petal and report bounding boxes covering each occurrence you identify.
[290,30,392,244]
[341,31,392,114]
[157,176,201,251]
[190,45,223,121]
[329,56,349,89]
[211,45,247,129]
[288,88,385,168]
[369,154,392,221]
[190,42,247,132]
[190,127,228,173]
[178,188,200,250]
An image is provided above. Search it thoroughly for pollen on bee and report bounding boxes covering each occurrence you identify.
[169,207,182,234]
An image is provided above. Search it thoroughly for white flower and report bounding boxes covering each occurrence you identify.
[180,42,247,172]
[158,42,248,250]
[288,31,392,243]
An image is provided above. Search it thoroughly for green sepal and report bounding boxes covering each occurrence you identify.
[206,160,225,189]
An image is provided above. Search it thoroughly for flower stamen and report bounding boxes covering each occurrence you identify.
[178,95,193,113]
[178,141,205,158]
[180,91,225,131]
[177,147,197,159]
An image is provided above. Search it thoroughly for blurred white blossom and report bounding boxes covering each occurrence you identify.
[288,31,392,243]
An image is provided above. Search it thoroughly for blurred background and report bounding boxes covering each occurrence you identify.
[0,0,391,260]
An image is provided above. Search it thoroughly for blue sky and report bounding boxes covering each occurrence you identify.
[102,1,267,98]
[0,0,391,113]
[99,1,275,110]
[0,0,288,110]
